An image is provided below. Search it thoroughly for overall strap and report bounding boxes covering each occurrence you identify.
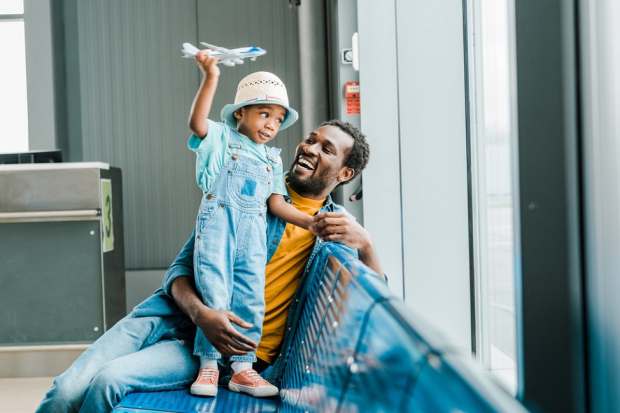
[228,128,243,151]
[226,128,244,162]
[264,146,282,167]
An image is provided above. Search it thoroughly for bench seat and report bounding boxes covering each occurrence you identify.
[113,244,527,413]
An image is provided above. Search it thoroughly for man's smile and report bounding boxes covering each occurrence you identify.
[295,154,315,171]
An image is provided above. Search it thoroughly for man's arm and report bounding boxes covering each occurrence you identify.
[314,212,385,279]
[161,230,196,295]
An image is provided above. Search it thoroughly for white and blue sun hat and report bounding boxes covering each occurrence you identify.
[221,71,299,131]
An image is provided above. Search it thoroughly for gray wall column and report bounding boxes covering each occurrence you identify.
[327,0,364,223]
[297,0,330,136]
[513,1,586,411]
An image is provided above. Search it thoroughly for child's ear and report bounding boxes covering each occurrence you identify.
[234,108,244,120]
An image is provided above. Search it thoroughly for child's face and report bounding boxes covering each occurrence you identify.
[234,104,287,144]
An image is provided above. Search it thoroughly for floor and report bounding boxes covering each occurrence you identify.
[0,377,54,413]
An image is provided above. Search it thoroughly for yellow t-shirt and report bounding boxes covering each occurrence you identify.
[256,183,325,364]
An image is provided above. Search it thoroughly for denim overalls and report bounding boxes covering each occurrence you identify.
[193,131,280,363]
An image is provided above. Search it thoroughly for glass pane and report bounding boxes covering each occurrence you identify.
[468,0,517,395]
[0,21,29,153]
[0,0,24,15]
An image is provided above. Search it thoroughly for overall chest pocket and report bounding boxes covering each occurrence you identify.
[227,167,270,208]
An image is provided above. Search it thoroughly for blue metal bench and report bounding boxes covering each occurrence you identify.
[114,244,527,413]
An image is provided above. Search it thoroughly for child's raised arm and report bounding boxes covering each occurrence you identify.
[267,194,319,237]
[188,49,220,139]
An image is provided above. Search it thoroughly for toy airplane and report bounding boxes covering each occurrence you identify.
[182,42,266,67]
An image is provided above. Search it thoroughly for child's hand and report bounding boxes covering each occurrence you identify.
[195,49,220,79]
[308,221,322,239]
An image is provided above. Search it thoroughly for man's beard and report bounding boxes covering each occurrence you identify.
[287,165,337,198]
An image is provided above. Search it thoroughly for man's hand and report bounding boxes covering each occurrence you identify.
[193,307,258,357]
[195,49,220,79]
[313,212,384,278]
[170,276,257,356]
[314,212,372,250]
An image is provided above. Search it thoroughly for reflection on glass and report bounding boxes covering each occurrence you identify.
[468,0,517,394]
[0,20,29,153]
[0,0,24,15]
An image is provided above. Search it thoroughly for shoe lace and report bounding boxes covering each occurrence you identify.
[198,368,217,381]
[244,369,265,384]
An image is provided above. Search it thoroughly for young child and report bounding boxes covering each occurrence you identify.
[187,49,316,398]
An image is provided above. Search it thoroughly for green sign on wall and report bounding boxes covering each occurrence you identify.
[101,179,114,252]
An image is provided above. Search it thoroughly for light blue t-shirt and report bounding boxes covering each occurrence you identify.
[189,120,286,195]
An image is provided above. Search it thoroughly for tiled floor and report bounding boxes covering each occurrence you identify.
[0,377,54,413]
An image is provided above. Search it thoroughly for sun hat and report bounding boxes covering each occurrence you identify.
[221,72,299,131]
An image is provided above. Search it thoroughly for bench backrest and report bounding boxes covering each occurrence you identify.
[278,243,528,413]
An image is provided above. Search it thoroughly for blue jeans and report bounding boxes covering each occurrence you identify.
[193,149,272,363]
[35,313,198,413]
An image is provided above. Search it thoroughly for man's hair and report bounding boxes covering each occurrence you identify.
[319,119,370,185]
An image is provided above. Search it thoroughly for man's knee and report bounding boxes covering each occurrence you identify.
[36,375,85,412]
[89,363,128,398]
[110,313,183,348]
[79,362,130,412]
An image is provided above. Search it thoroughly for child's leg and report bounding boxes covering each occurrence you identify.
[226,213,278,397]
[190,198,237,396]
[231,361,252,374]
[228,211,268,364]
[191,198,235,360]
[199,357,218,369]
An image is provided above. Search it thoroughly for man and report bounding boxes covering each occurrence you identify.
[37,120,384,413]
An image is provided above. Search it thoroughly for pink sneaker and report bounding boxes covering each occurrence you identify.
[190,367,219,397]
[228,368,279,398]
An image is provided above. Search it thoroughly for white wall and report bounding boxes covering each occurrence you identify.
[358,0,472,352]
[357,0,403,298]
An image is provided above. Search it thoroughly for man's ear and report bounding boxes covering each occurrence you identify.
[234,108,244,120]
[337,167,355,184]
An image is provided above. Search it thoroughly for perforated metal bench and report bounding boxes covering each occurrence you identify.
[114,244,527,413]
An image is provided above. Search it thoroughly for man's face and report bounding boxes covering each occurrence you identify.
[288,125,354,198]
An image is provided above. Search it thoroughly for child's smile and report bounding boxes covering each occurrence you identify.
[258,131,272,140]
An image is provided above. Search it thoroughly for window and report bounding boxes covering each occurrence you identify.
[467,0,518,394]
[0,0,29,153]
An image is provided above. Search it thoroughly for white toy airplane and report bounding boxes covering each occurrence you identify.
[182,42,266,67]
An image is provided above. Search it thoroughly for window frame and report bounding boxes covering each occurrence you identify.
[464,0,520,395]
[0,7,29,153]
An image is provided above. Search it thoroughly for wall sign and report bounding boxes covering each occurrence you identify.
[101,179,114,252]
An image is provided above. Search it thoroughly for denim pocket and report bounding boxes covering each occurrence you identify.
[197,200,222,233]
[227,168,269,208]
